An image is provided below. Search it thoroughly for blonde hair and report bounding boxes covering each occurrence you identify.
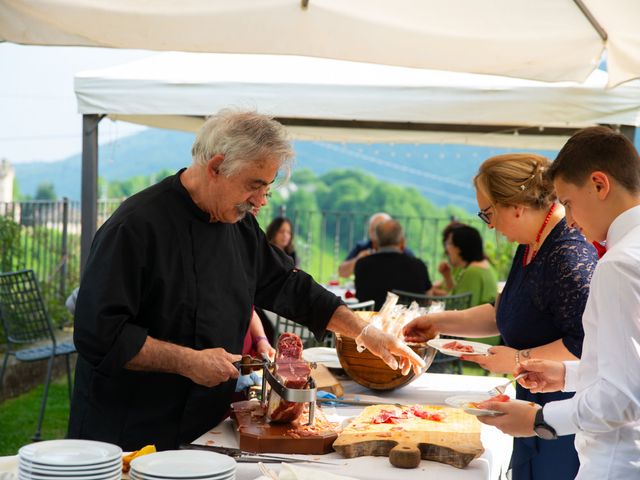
[473,153,556,209]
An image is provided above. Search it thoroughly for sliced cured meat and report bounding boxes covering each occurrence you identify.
[370,406,446,424]
[267,333,312,423]
[468,394,510,410]
[442,340,474,353]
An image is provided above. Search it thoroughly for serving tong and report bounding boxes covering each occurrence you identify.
[235,354,318,424]
[179,443,338,464]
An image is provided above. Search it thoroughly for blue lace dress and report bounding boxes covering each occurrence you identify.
[496,218,597,480]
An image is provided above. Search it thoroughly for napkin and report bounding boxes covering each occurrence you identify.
[0,455,17,480]
[280,464,360,480]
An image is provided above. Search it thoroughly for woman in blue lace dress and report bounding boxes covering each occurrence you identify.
[404,153,597,480]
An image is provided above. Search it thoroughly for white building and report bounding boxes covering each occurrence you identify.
[0,158,14,202]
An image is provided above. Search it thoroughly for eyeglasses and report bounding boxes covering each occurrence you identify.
[477,205,493,225]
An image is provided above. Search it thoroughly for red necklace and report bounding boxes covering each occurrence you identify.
[523,203,556,266]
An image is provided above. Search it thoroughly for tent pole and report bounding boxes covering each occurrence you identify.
[80,114,102,278]
[620,125,636,142]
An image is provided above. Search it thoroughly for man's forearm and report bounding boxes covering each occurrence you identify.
[326,305,367,338]
[125,336,195,377]
[338,258,357,278]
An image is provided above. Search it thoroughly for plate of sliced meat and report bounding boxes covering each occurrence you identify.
[427,339,491,357]
[445,394,509,416]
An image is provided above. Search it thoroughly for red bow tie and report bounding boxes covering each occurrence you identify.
[593,241,607,259]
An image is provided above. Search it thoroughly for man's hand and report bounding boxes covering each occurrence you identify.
[254,338,275,361]
[185,348,241,387]
[402,315,439,343]
[461,345,517,374]
[476,399,540,437]
[357,325,426,375]
[516,359,565,393]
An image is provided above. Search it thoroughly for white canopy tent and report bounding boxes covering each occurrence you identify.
[75,52,640,148]
[73,52,640,269]
[2,0,640,88]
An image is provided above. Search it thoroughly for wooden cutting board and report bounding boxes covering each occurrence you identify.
[333,404,484,469]
[230,401,338,455]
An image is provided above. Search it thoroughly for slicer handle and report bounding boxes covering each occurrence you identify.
[389,443,421,469]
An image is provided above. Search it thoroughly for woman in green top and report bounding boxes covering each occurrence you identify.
[434,224,497,307]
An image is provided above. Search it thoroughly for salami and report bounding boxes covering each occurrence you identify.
[267,333,312,423]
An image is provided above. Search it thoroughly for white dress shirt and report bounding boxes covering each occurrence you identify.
[544,205,640,479]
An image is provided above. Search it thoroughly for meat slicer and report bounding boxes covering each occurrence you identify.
[237,354,318,424]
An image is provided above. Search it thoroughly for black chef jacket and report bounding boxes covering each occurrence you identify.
[68,170,342,450]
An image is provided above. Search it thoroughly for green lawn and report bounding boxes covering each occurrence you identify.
[0,376,71,456]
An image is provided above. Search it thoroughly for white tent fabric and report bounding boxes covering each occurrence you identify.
[74,52,640,149]
[3,0,640,87]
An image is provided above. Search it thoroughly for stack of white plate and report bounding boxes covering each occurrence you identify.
[18,439,122,480]
[130,450,236,480]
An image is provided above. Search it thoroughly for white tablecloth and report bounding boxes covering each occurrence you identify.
[194,373,514,480]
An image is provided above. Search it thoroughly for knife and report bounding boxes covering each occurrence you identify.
[317,397,406,408]
[179,443,340,465]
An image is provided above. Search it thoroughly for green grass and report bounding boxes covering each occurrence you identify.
[0,376,71,456]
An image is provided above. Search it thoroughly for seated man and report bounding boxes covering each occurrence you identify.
[354,219,431,310]
[338,212,414,278]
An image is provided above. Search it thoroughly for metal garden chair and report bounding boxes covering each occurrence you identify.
[391,289,473,374]
[273,299,376,349]
[0,269,76,441]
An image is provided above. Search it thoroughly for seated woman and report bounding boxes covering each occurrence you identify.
[433,224,497,307]
[266,217,298,266]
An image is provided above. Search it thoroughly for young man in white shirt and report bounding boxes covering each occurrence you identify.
[477,126,640,479]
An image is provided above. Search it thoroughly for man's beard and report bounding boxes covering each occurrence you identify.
[235,202,254,220]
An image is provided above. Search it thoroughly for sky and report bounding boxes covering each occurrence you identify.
[0,43,152,164]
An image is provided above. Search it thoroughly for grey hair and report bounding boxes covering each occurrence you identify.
[376,219,404,247]
[191,109,294,181]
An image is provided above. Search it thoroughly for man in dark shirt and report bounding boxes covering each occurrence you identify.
[355,219,432,310]
[69,110,425,450]
[338,212,415,278]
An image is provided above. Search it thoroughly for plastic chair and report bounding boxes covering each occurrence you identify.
[0,269,76,441]
[391,290,473,374]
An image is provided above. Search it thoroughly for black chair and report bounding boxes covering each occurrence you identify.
[391,290,473,374]
[0,269,76,441]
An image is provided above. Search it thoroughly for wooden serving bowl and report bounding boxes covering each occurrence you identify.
[335,329,437,391]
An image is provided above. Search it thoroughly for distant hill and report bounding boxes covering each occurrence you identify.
[14,128,558,213]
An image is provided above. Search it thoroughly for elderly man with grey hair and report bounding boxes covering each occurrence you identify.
[355,219,432,310]
[69,110,424,451]
[338,212,416,278]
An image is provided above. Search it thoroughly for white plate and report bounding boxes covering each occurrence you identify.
[130,451,235,478]
[302,347,341,369]
[19,440,122,467]
[18,471,121,480]
[19,461,121,476]
[427,339,490,357]
[19,458,121,472]
[130,472,233,480]
[445,394,504,417]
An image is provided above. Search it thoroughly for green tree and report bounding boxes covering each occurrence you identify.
[34,182,56,200]
[0,215,21,272]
